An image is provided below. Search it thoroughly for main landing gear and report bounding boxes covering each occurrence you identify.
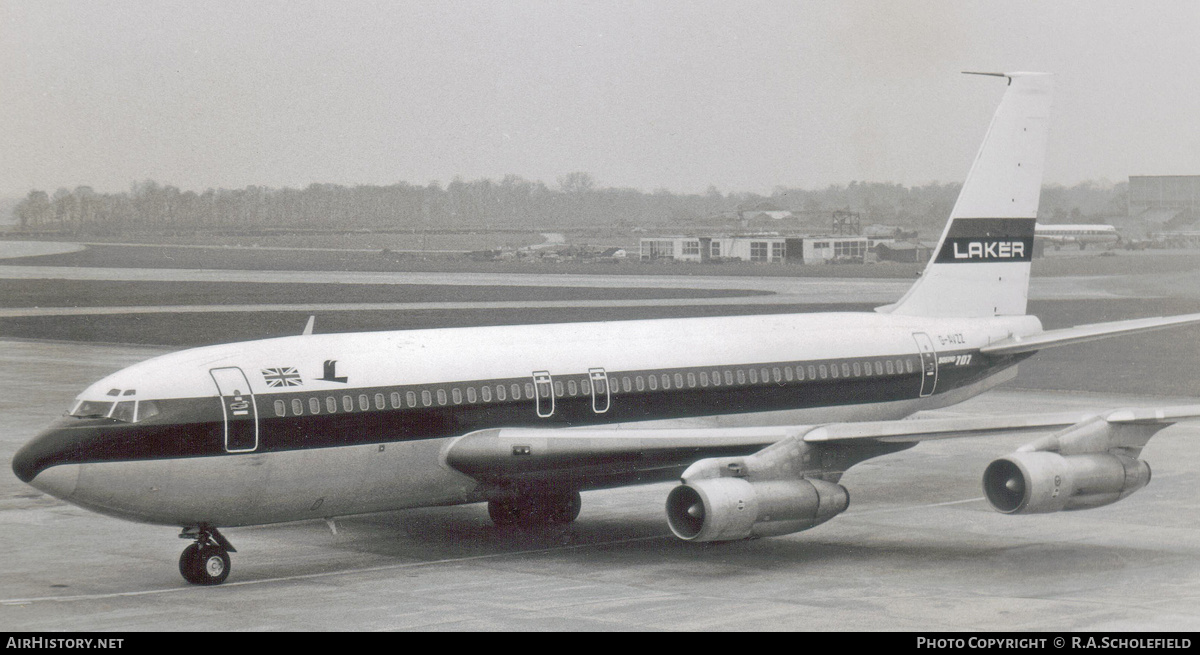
[488,491,582,528]
[178,525,236,585]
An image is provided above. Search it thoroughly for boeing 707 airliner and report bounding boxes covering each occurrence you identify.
[14,72,1200,585]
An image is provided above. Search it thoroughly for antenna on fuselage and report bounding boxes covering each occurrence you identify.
[302,315,315,336]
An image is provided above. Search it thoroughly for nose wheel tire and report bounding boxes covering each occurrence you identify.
[180,544,231,585]
[178,525,235,585]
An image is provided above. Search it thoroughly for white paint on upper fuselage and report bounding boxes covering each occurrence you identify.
[75,311,1044,404]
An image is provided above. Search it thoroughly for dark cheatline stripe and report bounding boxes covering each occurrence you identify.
[14,351,1029,481]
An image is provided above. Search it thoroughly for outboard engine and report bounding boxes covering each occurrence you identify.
[983,451,1150,514]
[983,413,1165,515]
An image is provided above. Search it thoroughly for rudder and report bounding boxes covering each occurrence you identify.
[881,72,1053,318]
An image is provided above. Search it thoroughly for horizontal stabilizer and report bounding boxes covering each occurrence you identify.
[981,312,1200,356]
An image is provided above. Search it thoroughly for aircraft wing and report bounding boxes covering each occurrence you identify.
[982,313,1200,356]
[443,406,1200,487]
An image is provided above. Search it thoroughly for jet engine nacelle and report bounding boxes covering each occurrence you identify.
[665,477,849,542]
[982,451,1151,514]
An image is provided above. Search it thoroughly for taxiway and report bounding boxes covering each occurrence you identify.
[3,240,1200,631]
[1,339,1199,631]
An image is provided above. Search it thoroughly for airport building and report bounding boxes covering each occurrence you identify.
[1128,175,1200,224]
[638,234,891,264]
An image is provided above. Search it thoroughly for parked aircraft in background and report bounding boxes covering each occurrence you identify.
[14,72,1200,585]
[1035,223,1120,251]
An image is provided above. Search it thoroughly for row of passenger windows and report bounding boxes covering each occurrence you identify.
[269,357,918,418]
[272,382,549,418]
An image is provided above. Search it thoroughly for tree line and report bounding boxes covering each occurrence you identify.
[12,174,1127,234]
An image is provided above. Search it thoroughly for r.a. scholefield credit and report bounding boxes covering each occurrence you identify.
[916,637,1193,650]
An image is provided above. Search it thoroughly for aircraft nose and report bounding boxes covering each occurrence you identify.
[20,460,79,500]
[12,423,84,500]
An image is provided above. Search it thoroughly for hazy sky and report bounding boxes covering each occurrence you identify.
[2,1,1198,197]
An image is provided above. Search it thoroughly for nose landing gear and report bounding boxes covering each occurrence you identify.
[178,525,236,585]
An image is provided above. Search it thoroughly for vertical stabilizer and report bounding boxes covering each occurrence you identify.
[881,72,1053,317]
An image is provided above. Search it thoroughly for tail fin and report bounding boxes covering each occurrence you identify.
[880,72,1053,318]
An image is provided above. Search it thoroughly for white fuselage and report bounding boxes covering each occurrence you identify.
[17,311,1043,527]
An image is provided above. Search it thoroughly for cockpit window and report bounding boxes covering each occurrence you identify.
[110,401,137,423]
[137,400,160,421]
[70,400,114,418]
[68,398,159,422]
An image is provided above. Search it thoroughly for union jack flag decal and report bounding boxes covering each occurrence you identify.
[262,367,303,387]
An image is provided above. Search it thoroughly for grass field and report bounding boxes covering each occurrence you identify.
[2,243,930,278]
[0,279,767,308]
[6,240,1200,279]
[3,237,1200,397]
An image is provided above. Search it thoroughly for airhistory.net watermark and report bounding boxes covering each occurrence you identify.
[6,638,123,650]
